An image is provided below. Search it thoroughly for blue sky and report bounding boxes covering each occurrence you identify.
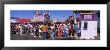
[10,10,78,21]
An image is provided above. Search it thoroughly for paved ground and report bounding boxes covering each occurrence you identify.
[11,34,43,40]
[11,33,99,40]
[11,33,78,40]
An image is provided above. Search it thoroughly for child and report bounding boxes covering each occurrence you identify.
[77,28,81,37]
[64,28,69,38]
[51,28,55,40]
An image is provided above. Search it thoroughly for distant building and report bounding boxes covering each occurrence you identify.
[32,11,51,23]
[32,11,44,22]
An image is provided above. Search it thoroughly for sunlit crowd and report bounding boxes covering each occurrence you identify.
[11,17,83,40]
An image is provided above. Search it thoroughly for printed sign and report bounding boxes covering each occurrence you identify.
[84,15,92,19]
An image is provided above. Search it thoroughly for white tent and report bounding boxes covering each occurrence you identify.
[11,19,17,23]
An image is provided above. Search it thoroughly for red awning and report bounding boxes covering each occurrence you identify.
[17,18,31,24]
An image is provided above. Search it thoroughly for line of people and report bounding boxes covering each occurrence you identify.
[11,22,81,40]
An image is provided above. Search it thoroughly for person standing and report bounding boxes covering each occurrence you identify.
[69,24,74,37]
[48,26,52,39]
[64,24,69,38]
[39,24,43,37]
[29,24,33,35]
[23,24,28,34]
[40,23,48,40]
[33,25,36,37]
[27,24,31,34]
[35,24,39,37]
[54,24,58,38]
[15,24,19,35]
[19,24,23,35]
[51,28,56,40]
[58,23,64,39]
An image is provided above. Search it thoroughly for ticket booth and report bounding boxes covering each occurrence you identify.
[80,12,97,39]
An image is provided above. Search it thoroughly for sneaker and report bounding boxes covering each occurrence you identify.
[70,35,73,37]
[34,36,37,37]
[39,36,42,37]
[31,33,33,35]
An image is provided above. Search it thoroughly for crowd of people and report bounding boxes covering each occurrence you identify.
[11,19,81,40]
[11,11,100,40]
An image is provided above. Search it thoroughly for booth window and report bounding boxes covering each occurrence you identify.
[83,22,88,30]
